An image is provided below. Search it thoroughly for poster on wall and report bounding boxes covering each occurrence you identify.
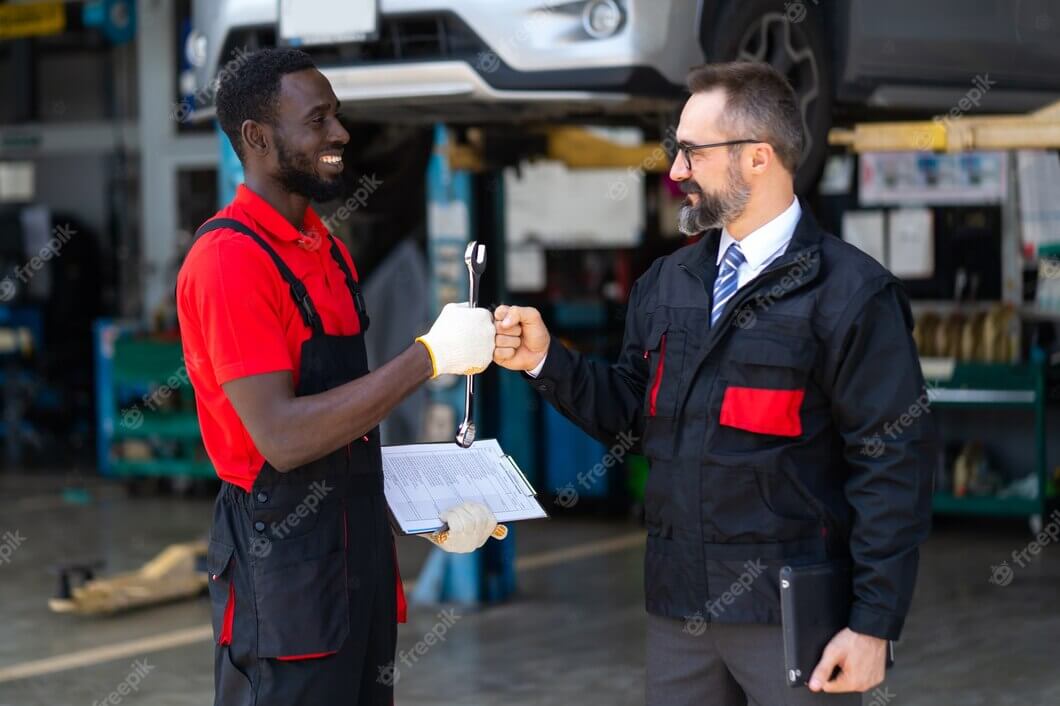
[859,151,1007,206]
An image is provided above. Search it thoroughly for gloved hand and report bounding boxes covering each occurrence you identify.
[422,501,498,553]
[416,302,496,378]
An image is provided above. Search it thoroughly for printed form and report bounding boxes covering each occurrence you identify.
[382,439,547,534]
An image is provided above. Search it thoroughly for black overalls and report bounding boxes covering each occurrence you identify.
[195,218,402,706]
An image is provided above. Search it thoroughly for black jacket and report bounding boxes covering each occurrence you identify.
[530,205,935,641]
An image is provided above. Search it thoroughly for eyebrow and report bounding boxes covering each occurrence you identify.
[305,99,340,118]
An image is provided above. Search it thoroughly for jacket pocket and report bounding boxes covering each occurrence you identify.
[720,386,805,436]
[712,334,815,450]
[207,539,237,646]
[250,504,349,660]
[644,321,686,419]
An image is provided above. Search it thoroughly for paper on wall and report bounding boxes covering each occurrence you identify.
[841,210,886,265]
[887,208,934,279]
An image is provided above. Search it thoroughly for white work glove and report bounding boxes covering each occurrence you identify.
[416,302,495,378]
[422,501,498,553]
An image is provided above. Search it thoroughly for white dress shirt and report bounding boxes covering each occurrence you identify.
[716,196,801,290]
[528,197,802,378]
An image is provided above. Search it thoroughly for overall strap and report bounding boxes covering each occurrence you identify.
[325,234,370,332]
[194,218,324,336]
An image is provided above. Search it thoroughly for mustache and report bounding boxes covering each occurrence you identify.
[680,181,703,196]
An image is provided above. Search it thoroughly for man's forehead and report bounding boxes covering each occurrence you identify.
[676,90,727,143]
[276,69,337,115]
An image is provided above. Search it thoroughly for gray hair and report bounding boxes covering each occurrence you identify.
[686,61,804,175]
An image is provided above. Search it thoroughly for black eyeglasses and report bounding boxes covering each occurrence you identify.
[676,139,762,170]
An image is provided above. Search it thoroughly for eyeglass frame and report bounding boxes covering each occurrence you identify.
[675,139,763,170]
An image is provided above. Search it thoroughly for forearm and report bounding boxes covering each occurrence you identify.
[260,343,433,470]
[530,338,645,446]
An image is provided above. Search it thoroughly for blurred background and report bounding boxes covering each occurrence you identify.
[0,1,1058,704]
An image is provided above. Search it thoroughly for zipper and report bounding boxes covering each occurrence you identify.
[676,247,820,411]
[648,334,667,417]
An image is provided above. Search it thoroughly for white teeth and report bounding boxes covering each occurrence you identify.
[320,155,342,164]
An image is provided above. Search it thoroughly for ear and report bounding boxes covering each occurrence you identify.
[241,119,270,158]
[747,142,774,174]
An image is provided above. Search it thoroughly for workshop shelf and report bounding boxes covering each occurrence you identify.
[95,320,212,482]
[922,358,1051,530]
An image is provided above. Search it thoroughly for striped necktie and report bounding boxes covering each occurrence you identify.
[711,243,746,327]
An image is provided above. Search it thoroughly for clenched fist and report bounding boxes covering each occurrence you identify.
[493,305,551,372]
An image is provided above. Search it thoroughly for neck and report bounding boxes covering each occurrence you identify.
[726,185,795,240]
[245,173,310,229]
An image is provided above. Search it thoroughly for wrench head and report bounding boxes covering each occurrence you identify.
[463,241,477,267]
[455,421,476,448]
[470,243,487,274]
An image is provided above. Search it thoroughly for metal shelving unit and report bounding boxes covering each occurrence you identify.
[923,359,1050,530]
[94,320,213,480]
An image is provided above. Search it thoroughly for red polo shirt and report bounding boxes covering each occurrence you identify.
[176,185,362,492]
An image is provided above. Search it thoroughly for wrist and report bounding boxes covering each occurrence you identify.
[413,338,438,379]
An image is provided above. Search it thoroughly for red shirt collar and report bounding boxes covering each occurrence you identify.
[232,184,329,249]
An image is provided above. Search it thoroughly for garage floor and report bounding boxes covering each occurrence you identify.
[0,474,1056,706]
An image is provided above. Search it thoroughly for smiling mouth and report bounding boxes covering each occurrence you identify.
[319,154,343,171]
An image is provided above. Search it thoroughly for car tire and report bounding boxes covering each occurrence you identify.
[703,0,833,195]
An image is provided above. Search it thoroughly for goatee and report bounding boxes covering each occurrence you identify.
[677,159,751,235]
[276,139,346,203]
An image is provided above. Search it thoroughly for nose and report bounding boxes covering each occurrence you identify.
[330,116,350,147]
[669,152,689,182]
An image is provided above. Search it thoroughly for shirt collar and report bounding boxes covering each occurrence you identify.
[233,184,330,246]
[717,197,801,269]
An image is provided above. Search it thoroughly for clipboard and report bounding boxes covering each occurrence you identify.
[381,439,548,535]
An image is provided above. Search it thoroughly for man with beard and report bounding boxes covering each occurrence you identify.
[176,48,499,706]
[493,62,934,704]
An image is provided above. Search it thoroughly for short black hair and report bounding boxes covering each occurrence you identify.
[215,47,317,162]
[686,61,804,175]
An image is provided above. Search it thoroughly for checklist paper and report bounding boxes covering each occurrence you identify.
[382,439,547,535]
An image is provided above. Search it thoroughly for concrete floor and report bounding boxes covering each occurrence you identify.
[0,474,1057,706]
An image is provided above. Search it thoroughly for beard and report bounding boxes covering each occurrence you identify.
[677,157,751,236]
[275,137,346,203]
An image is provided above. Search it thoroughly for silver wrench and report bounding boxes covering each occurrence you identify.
[455,241,487,447]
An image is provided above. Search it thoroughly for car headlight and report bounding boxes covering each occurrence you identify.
[582,0,624,39]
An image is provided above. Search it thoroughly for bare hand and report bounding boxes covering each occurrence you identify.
[493,305,550,372]
[808,627,887,693]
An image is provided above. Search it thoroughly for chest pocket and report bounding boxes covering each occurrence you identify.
[716,334,815,439]
[644,320,687,420]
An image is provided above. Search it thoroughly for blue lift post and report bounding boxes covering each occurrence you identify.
[412,125,519,606]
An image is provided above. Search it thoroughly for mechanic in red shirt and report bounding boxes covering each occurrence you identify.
[176,48,498,706]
